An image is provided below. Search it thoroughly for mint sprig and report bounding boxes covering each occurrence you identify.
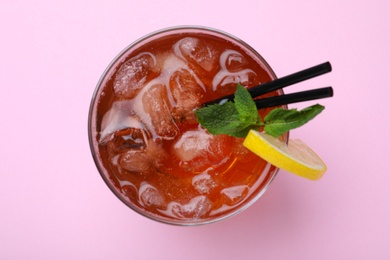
[195,84,324,138]
[263,104,324,137]
[195,84,262,137]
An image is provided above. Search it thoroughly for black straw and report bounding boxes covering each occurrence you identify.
[203,62,332,106]
[255,87,333,109]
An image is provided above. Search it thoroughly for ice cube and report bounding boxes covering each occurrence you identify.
[174,37,219,72]
[114,52,157,98]
[223,50,250,72]
[162,195,212,219]
[99,100,152,156]
[173,128,233,172]
[142,84,179,139]
[169,69,205,124]
[173,128,211,162]
[138,182,165,208]
[170,69,205,107]
[119,150,151,173]
[212,50,257,91]
[101,127,149,155]
[209,185,249,213]
[117,138,167,174]
[192,172,217,194]
[99,100,143,142]
[220,185,249,204]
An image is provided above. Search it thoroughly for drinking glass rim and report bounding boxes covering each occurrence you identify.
[88,25,284,226]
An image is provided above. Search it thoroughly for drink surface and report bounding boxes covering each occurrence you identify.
[91,29,282,224]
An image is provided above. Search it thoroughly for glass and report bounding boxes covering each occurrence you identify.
[88,26,286,225]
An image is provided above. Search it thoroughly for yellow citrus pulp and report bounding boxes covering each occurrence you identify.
[243,130,327,180]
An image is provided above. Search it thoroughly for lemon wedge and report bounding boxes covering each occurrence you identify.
[243,130,327,180]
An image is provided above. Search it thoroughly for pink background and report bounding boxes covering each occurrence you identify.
[1,0,389,259]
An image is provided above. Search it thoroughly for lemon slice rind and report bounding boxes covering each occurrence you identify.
[243,130,327,180]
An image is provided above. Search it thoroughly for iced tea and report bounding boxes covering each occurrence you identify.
[89,27,285,225]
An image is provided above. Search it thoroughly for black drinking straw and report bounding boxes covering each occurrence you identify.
[254,87,333,109]
[203,61,332,106]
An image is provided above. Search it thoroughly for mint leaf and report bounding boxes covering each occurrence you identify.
[195,102,240,135]
[235,84,261,125]
[227,124,261,138]
[195,85,325,138]
[264,104,325,137]
[195,101,260,137]
[195,85,262,137]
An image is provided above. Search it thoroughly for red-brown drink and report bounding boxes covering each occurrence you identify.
[89,27,284,225]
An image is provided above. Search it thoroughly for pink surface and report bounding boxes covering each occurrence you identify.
[1,0,389,259]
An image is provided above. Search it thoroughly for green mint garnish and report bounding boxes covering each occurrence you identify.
[195,84,324,138]
[195,84,262,137]
[263,104,324,137]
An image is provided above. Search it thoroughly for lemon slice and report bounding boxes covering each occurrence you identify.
[243,130,327,180]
